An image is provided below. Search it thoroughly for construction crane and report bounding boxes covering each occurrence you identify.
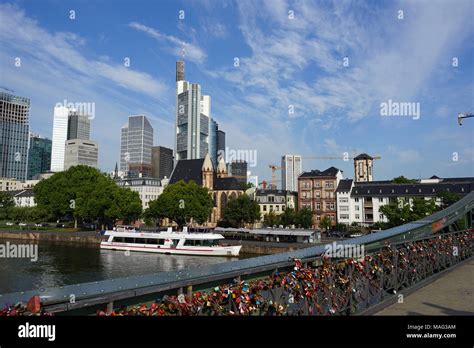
[268,164,282,189]
[458,112,474,126]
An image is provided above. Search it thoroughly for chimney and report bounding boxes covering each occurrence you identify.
[176,61,185,82]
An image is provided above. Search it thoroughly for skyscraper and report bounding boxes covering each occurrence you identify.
[230,160,247,185]
[151,146,174,179]
[209,119,217,165]
[51,106,69,172]
[27,133,52,179]
[67,113,90,140]
[175,60,211,161]
[64,139,98,170]
[120,115,153,178]
[216,129,226,162]
[281,155,302,192]
[0,91,30,181]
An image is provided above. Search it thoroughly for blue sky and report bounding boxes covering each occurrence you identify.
[0,0,473,182]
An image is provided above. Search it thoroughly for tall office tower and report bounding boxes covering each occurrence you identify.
[0,91,30,181]
[27,133,52,179]
[175,60,211,161]
[151,146,174,179]
[120,115,153,177]
[51,106,69,172]
[281,155,302,191]
[209,119,217,165]
[230,160,247,185]
[67,113,90,140]
[216,129,225,162]
[64,139,98,170]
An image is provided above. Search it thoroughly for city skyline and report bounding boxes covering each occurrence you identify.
[0,1,473,183]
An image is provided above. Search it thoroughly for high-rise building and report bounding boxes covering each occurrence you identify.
[51,106,69,172]
[64,139,98,170]
[175,60,211,161]
[209,119,217,165]
[230,160,247,185]
[151,146,174,179]
[67,113,90,140]
[27,133,52,179]
[0,91,30,181]
[216,129,226,162]
[281,155,302,192]
[120,115,153,178]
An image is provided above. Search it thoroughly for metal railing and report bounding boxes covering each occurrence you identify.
[1,192,473,314]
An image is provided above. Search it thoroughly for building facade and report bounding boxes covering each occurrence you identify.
[354,153,373,182]
[151,146,174,180]
[254,189,298,222]
[298,167,344,229]
[64,139,98,170]
[67,113,90,140]
[281,155,302,192]
[230,160,247,185]
[116,177,168,209]
[120,115,153,177]
[169,154,242,226]
[175,61,212,161]
[216,129,225,162]
[0,91,30,181]
[27,134,52,179]
[336,176,474,227]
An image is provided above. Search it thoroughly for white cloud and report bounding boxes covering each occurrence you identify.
[129,22,207,64]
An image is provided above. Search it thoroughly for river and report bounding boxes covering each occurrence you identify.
[0,239,255,294]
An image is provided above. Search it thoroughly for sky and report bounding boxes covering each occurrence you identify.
[0,0,473,183]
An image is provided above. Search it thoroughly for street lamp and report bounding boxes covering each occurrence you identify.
[457,112,474,126]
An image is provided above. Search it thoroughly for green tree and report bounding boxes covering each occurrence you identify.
[380,197,438,228]
[319,216,332,231]
[296,207,313,229]
[145,180,213,230]
[263,211,280,227]
[222,194,260,228]
[392,176,417,184]
[280,207,296,227]
[436,190,461,209]
[0,191,15,219]
[239,182,254,191]
[106,187,142,225]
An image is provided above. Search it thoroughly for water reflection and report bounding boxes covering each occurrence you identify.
[0,239,247,293]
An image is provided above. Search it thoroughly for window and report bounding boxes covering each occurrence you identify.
[379,214,384,220]
[340,206,349,211]
[325,202,331,210]
[276,206,280,211]
[355,206,360,211]
[330,203,335,210]
[379,198,383,202]
[340,198,348,203]
[354,198,359,202]
[355,214,360,219]
[315,181,321,188]
[263,205,267,211]
[316,203,321,210]
[315,191,321,198]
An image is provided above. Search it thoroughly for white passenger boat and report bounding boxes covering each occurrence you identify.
[100,226,241,257]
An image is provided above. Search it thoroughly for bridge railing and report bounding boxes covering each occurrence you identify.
[1,192,473,315]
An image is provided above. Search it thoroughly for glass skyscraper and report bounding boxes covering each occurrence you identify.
[209,119,217,166]
[120,115,153,177]
[175,61,211,161]
[27,134,52,179]
[0,91,30,181]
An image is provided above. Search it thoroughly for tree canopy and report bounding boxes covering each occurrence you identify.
[221,194,260,228]
[144,180,213,230]
[33,165,142,227]
[379,197,438,228]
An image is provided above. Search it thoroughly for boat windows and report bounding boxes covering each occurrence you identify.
[183,239,219,247]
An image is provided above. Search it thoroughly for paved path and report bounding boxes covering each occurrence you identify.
[376,259,474,315]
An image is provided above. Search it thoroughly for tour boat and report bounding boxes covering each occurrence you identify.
[100,226,241,257]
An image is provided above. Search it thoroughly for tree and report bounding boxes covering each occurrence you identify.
[380,197,438,228]
[263,211,280,227]
[33,165,140,228]
[239,182,254,191]
[145,180,213,230]
[0,192,15,219]
[296,207,313,229]
[221,194,260,228]
[319,216,332,231]
[280,208,296,227]
[106,187,142,225]
[392,176,417,184]
[436,190,461,209]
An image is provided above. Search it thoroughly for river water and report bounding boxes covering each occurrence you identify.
[0,239,254,294]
